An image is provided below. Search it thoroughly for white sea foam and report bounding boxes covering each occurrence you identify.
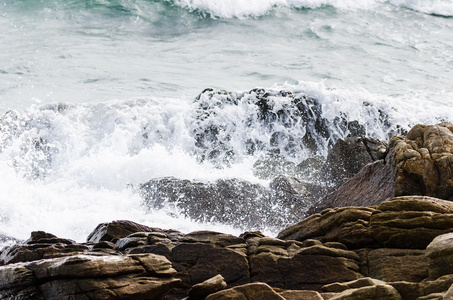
[389,0,453,16]
[169,0,383,18]
[168,0,453,18]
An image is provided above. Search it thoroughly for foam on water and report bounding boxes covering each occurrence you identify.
[168,0,453,18]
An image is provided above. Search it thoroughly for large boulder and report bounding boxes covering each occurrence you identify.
[247,236,362,291]
[311,123,453,211]
[426,233,453,280]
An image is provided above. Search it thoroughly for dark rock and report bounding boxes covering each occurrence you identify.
[171,243,250,288]
[25,231,57,243]
[322,137,388,187]
[140,177,307,230]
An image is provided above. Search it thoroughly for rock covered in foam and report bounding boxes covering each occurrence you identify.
[139,176,325,229]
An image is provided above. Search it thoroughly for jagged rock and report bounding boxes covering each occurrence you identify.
[87,220,160,243]
[269,175,326,221]
[416,293,445,300]
[322,137,388,187]
[188,274,227,300]
[139,177,278,229]
[422,274,453,296]
[443,283,453,300]
[368,248,429,282]
[310,123,453,212]
[171,242,250,289]
[253,156,298,180]
[426,233,453,280]
[205,282,285,300]
[322,277,388,292]
[310,159,396,212]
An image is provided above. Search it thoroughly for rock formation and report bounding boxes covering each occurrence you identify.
[3,195,453,299]
[312,123,453,212]
[3,123,453,299]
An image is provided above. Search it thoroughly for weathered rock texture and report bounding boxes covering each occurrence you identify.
[313,123,453,212]
[5,195,453,299]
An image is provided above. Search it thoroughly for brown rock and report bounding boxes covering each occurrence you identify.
[0,253,181,300]
[329,284,402,300]
[39,275,180,300]
[422,274,453,296]
[86,220,159,243]
[368,248,429,282]
[310,123,453,212]
[369,196,453,249]
[279,289,324,300]
[170,243,250,289]
[427,233,453,279]
[278,252,362,290]
[277,206,377,249]
[188,274,227,300]
[390,281,423,300]
[206,282,285,300]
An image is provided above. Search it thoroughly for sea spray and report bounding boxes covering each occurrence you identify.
[0,83,450,245]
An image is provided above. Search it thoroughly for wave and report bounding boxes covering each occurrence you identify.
[5,0,452,20]
[388,0,453,17]
[168,0,453,18]
[0,82,447,182]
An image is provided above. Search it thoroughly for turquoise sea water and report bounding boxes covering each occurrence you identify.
[0,0,452,243]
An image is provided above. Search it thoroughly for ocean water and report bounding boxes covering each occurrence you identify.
[0,0,452,245]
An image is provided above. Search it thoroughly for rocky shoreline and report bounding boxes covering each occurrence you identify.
[1,122,453,300]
